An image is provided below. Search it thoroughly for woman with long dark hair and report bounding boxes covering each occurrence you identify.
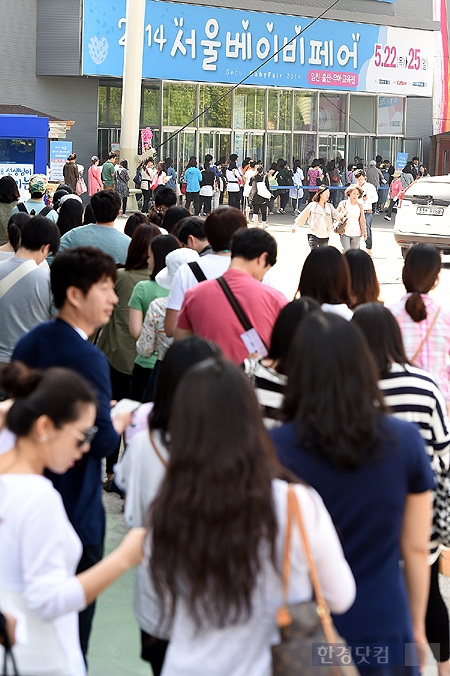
[294,185,344,249]
[299,246,353,319]
[57,198,84,236]
[0,176,20,245]
[389,244,450,405]
[97,223,161,400]
[272,312,434,675]
[0,212,31,261]
[352,302,450,676]
[128,234,181,401]
[115,337,222,675]
[345,248,381,308]
[147,356,355,676]
[244,297,320,426]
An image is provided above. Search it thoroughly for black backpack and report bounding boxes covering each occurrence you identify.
[277,169,294,187]
[17,202,53,217]
[133,167,142,188]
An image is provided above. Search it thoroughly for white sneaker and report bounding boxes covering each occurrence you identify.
[384,215,391,221]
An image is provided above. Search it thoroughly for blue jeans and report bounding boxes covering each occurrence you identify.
[364,212,373,250]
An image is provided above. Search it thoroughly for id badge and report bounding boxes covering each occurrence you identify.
[240,328,268,358]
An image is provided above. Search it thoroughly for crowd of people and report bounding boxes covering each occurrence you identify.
[0,159,449,676]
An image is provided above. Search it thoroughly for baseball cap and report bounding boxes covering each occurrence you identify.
[29,174,47,194]
[155,248,199,290]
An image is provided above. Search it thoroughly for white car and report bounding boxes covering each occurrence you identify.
[394,175,450,257]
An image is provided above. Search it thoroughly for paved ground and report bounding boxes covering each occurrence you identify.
[87,208,450,675]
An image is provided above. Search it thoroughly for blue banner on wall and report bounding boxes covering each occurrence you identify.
[82,0,432,96]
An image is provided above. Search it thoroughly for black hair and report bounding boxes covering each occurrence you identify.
[125,223,160,271]
[108,152,117,160]
[353,169,366,179]
[283,312,388,469]
[90,190,121,222]
[50,246,117,309]
[345,249,380,309]
[150,234,180,281]
[352,303,409,378]
[120,159,128,169]
[149,337,222,440]
[57,199,84,236]
[299,247,352,305]
[268,298,321,375]
[203,207,247,251]
[0,176,20,204]
[1,361,96,438]
[52,189,70,210]
[124,211,148,238]
[20,216,60,256]
[162,206,190,234]
[6,212,31,251]
[402,244,441,322]
[58,183,74,195]
[165,157,173,168]
[187,156,197,168]
[83,203,95,226]
[154,186,177,209]
[231,227,277,267]
[175,217,207,244]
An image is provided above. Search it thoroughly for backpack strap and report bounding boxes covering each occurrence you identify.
[16,202,27,213]
[188,261,207,283]
[40,206,52,217]
[0,260,37,300]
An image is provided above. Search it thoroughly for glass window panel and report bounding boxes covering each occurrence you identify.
[318,136,345,164]
[294,92,316,131]
[163,83,197,127]
[402,139,421,160]
[293,134,316,169]
[267,133,290,164]
[141,86,160,128]
[378,96,404,135]
[267,90,291,130]
[349,95,375,134]
[233,88,265,129]
[108,87,122,126]
[375,137,392,162]
[98,86,107,126]
[0,139,35,164]
[199,85,231,128]
[318,94,347,133]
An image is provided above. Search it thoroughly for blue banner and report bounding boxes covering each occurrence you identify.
[82,0,432,96]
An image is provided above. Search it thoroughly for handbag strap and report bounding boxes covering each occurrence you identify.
[0,260,36,301]
[411,307,441,364]
[216,276,253,333]
[149,428,168,468]
[278,485,336,644]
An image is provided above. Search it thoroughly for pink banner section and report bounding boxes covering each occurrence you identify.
[308,70,358,88]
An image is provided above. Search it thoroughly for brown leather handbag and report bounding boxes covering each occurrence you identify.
[272,485,359,676]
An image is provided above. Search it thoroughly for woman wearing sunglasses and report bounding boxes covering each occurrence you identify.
[0,362,144,676]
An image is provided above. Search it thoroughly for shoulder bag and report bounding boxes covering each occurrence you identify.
[411,307,441,364]
[0,260,36,300]
[272,485,359,676]
[76,176,87,196]
[435,457,450,547]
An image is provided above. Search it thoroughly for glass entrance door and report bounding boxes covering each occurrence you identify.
[347,137,374,165]
[199,131,231,164]
[162,129,196,177]
[234,132,264,164]
[318,135,345,163]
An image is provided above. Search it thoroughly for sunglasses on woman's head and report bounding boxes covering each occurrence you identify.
[63,423,98,448]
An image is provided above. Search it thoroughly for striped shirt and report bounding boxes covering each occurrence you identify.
[379,362,450,562]
[244,358,287,429]
[388,294,450,401]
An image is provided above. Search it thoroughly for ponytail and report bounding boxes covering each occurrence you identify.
[402,244,441,323]
[405,292,427,322]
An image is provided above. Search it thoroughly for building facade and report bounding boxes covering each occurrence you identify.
[0,0,439,176]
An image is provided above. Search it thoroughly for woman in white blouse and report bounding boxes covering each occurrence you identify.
[294,185,344,250]
[337,185,367,251]
[148,357,355,676]
[0,363,144,676]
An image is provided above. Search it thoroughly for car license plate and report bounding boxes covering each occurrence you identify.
[416,206,444,216]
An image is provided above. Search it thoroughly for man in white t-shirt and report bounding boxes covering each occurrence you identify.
[354,169,378,257]
[165,207,247,337]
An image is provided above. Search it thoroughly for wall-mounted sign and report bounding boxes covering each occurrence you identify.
[0,164,34,191]
[50,141,73,182]
[82,0,433,96]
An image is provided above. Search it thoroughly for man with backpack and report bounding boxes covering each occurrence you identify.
[11,174,58,223]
